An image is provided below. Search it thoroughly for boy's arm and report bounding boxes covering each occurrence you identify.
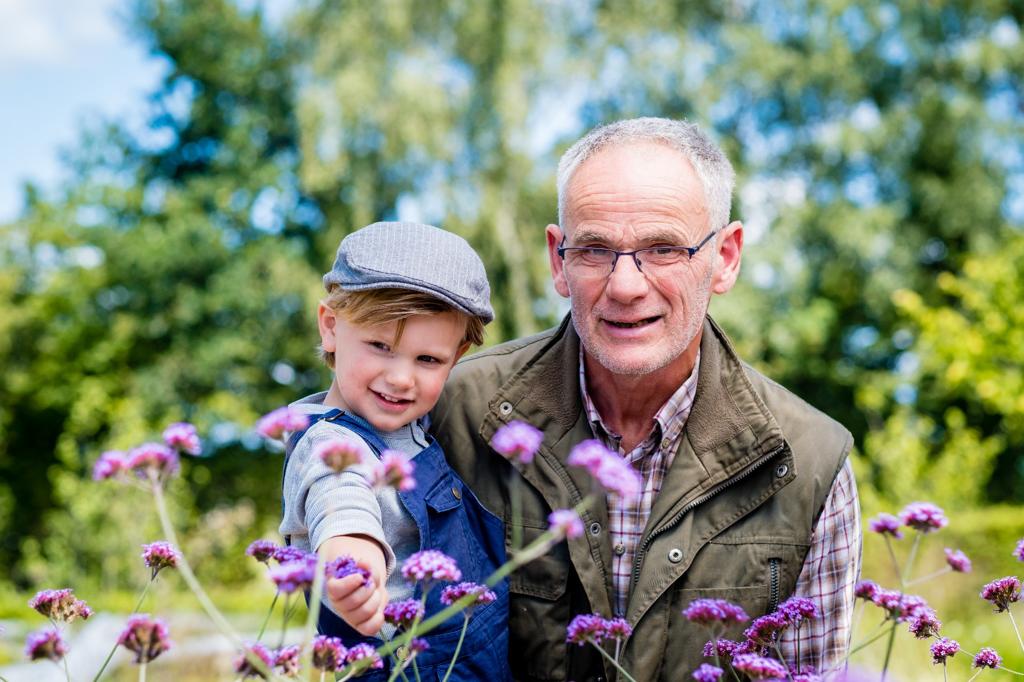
[320,534,389,636]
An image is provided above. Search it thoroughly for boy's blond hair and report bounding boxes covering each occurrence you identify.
[320,286,486,368]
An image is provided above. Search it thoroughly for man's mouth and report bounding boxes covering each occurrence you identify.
[606,316,660,329]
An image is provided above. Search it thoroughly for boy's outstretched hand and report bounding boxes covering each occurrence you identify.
[320,534,389,636]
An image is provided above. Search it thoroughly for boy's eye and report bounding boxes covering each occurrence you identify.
[368,341,390,352]
[417,355,441,364]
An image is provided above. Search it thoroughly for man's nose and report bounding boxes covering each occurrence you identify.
[605,253,649,302]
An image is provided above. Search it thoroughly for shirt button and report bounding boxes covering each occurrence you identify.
[614,543,626,556]
[589,522,602,536]
[451,486,461,499]
[661,438,671,449]
[668,548,684,563]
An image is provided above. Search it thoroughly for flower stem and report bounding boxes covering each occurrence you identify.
[880,622,897,681]
[883,537,903,589]
[441,614,470,682]
[772,644,795,682]
[1008,607,1024,654]
[279,593,294,648]
[62,654,72,682]
[590,640,638,682]
[139,662,147,682]
[319,673,326,682]
[92,579,155,682]
[510,473,523,551]
[257,589,280,642]
[967,671,982,682]
[298,552,326,676]
[150,476,280,680]
[901,533,922,586]
[904,567,951,587]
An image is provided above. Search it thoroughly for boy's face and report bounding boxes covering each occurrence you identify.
[318,307,469,432]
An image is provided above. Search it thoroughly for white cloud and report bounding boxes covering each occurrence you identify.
[0,0,121,67]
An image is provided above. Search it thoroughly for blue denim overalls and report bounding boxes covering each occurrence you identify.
[283,409,510,681]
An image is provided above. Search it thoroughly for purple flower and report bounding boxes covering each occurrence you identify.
[682,599,750,627]
[777,597,818,625]
[490,421,544,465]
[547,509,585,540]
[256,407,309,440]
[93,450,128,481]
[117,614,172,664]
[731,653,789,680]
[235,642,275,678]
[703,638,739,663]
[141,541,180,578]
[162,422,201,455]
[930,637,959,664]
[269,557,317,594]
[743,612,788,647]
[383,599,424,629]
[127,442,180,479]
[28,588,92,623]
[345,643,383,670]
[272,546,310,564]
[311,635,346,671]
[693,663,724,682]
[24,629,67,662]
[274,644,301,677]
[440,582,498,608]
[370,450,416,491]
[944,548,971,573]
[981,576,1022,612]
[567,439,643,501]
[315,438,365,473]
[868,513,904,539]
[325,556,373,588]
[853,580,879,601]
[603,617,632,640]
[871,589,930,622]
[566,613,607,645]
[792,673,823,682]
[908,611,941,639]
[409,638,429,654]
[973,647,1001,669]
[1014,538,1024,563]
[401,550,461,583]
[899,502,948,533]
[246,540,280,564]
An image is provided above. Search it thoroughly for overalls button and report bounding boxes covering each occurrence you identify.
[614,543,625,555]
[589,522,601,536]
[396,645,409,661]
[499,401,513,415]
[775,464,789,478]
[667,548,684,563]
[451,486,462,499]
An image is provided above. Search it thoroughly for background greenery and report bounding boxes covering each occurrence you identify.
[1,0,1023,674]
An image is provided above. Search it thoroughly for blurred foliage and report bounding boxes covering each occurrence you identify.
[0,0,1022,599]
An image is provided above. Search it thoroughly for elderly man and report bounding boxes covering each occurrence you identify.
[433,117,860,681]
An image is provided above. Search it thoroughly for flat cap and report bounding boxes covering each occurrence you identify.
[323,221,494,323]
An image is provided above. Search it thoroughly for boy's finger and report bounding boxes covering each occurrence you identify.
[340,586,384,625]
[326,573,369,602]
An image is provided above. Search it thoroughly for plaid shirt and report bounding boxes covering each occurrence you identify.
[580,350,861,672]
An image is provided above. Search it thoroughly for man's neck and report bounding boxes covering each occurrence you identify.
[584,337,701,452]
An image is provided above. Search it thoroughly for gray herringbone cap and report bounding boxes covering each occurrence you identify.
[323,221,494,323]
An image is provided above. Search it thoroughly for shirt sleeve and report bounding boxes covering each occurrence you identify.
[278,423,398,576]
[779,458,862,674]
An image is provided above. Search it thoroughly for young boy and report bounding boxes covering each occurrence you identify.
[279,222,508,679]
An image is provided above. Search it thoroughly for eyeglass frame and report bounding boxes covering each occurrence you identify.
[556,228,721,277]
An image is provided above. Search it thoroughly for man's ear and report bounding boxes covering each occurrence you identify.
[546,224,570,298]
[711,221,744,295]
[317,302,338,353]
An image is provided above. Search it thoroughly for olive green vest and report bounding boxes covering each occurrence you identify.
[433,316,852,681]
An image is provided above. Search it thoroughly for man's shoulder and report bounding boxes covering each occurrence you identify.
[448,325,563,386]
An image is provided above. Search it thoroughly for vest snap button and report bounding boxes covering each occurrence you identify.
[589,522,601,536]
[451,486,461,500]
[499,401,513,415]
[667,548,683,563]
[614,543,626,556]
[775,463,789,478]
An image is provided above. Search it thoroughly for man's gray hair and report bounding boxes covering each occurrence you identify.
[556,117,735,233]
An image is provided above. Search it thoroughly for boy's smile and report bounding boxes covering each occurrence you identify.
[319,309,468,432]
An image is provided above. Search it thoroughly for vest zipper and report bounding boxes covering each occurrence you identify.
[630,443,787,595]
[768,558,780,612]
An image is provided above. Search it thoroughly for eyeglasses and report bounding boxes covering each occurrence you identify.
[557,229,720,280]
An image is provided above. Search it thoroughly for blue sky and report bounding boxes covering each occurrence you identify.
[0,0,165,222]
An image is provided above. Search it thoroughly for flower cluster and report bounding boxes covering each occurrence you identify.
[325,555,373,588]
[345,643,384,670]
[273,546,309,564]
[547,508,585,540]
[383,599,424,629]
[311,635,347,672]
[693,663,724,682]
[371,450,416,491]
[973,647,1001,669]
[126,442,180,480]
[315,438,365,473]
[28,588,92,623]
[162,422,201,455]
[256,407,310,440]
[141,541,181,578]
[731,653,789,680]
[491,420,544,464]
[246,539,280,564]
[274,644,301,677]
[1015,538,1024,563]
[93,450,128,481]
[440,582,498,608]
[943,548,971,573]
[899,501,948,533]
[268,555,318,594]
[567,439,643,500]
[401,550,461,583]
[234,642,275,678]
[24,629,68,662]
[867,513,903,539]
[929,637,959,664]
[682,599,750,628]
[117,614,173,664]
[980,576,1021,612]
[565,613,633,645]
